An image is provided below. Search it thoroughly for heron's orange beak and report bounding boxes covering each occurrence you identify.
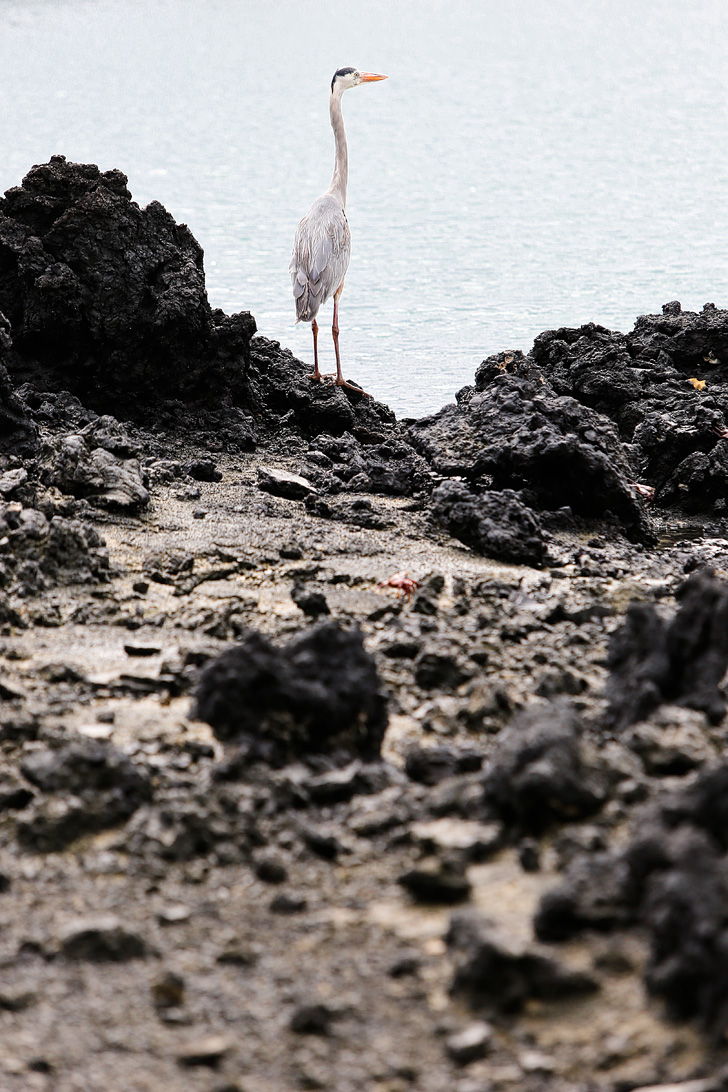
[360,72,388,82]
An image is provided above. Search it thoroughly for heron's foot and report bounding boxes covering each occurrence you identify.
[335,377,371,397]
[317,374,370,397]
[306,370,325,383]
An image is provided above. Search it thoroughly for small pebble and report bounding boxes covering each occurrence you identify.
[151,970,185,1009]
[518,838,541,872]
[157,903,191,926]
[269,892,307,914]
[177,1034,232,1068]
[446,1021,493,1065]
[255,857,288,885]
[290,1002,333,1035]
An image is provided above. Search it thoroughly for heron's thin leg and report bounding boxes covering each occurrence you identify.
[310,319,321,381]
[331,284,370,396]
[332,297,343,384]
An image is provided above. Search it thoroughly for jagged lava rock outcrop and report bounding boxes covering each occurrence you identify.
[508,301,728,512]
[409,373,651,541]
[535,761,728,1036]
[0,317,37,455]
[0,156,247,405]
[605,569,728,729]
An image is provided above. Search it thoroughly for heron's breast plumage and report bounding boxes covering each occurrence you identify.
[290,195,351,323]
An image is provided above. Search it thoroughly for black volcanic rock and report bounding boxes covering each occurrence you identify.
[408,374,650,540]
[535,762,728,1036]
[300,431,431,497]
[447,909,599,1013]
[0,156,239,408]
[0,503,111,593]
[0,316,38,456]
[482,701,605,833]
[525,304,728,513]
[43,418,149,511]
[193,621,388,760]
[534,852,631,941]
[605,569,728,729]
[246,336,398,440]
[429,481,547,567]
[17,738,152,851]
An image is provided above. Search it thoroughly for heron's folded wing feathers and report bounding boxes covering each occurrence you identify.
[290,197,351,320]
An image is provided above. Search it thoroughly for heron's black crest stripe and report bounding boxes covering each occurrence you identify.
[331,67,355,90]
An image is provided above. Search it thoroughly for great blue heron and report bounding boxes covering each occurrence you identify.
[290,67,388,395]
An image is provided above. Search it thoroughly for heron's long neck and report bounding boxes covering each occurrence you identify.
[327,90,348,208]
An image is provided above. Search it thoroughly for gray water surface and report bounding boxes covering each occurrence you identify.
[2,0,728,416]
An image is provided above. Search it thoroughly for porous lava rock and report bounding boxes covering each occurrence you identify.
[0,312,37,454]
[300,431,431,497]
[408,374,650,540]
[16,737,152,851]
[605,569,728,729]
[43,415,149,510]
[534,852,632,941]
[482,701,605,833]
[429,481,547,567]
[535,762,728,1035]
[193,621,388,761]
[0,503,111,593]
[245,336,400,441]
[0,351,37,456]
[447,909,599,1013]
[0,156,237,407]
[522,303,728,512]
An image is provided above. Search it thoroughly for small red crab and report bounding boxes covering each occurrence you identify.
[712,425,728,440]
[377,571,419,600]
[632,482,655,502]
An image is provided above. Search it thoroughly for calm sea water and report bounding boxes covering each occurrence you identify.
[2,0,728,416]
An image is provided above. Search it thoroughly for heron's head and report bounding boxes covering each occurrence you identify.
[330,68,388,95]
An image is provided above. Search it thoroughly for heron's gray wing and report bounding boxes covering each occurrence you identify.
[290,196,351,322]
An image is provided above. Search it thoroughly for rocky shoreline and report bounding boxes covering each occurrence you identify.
[2,156,728,1091]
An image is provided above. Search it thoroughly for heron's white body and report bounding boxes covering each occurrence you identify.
[290,193,350,324]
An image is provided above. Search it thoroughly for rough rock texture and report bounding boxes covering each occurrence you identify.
[0,348,37,455]
[0,503,110,593]
[519,303,728,512]
[246,336,400,441]
[408,375,650,540]
[300,431,431,497]
[447,909,599,1013]
[43,415,149,510]
[536,763,728,1036]
[534,852,631,941]
[482,702,605,833]
[17,738,152,851]
[193,621,388,760]
[606,569,728,729]
[0,156,234,406]
[429,480,547,567]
